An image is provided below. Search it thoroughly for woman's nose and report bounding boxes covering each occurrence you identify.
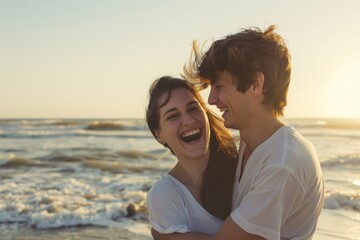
[182,113,195,125]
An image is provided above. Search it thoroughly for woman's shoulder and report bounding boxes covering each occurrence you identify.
[147,174,184,202]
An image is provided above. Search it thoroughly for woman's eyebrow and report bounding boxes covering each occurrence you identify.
[187,101,198,107]
[163,101,198,116]
[163,107,177,116]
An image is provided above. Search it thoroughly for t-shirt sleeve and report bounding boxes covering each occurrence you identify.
[146,179,191,234]
[231,166,305,239]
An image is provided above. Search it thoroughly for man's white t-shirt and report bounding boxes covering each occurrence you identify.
[231,125,325,240]
[147,173,222,235]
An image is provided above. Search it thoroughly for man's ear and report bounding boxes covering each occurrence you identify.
[252,72,265,96]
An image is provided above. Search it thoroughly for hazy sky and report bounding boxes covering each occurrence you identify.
[1,0,360,119]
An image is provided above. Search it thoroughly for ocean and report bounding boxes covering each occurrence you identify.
[0,118,359,240]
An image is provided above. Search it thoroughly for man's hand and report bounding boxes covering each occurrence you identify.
[151,228,165,240]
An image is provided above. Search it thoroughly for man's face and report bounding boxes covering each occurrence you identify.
[208,71,253,130]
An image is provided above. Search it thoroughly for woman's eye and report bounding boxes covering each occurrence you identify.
[189,106,200,112]
[166,114,178,120]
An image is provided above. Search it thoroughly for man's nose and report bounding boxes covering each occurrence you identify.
[208,86,217,105]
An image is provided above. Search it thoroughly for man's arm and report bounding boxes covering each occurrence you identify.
[152,216,265,240]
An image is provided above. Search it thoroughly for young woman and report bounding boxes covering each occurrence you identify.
[146,76,238,235]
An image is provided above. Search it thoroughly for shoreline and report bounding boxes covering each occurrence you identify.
[1,208,359,239]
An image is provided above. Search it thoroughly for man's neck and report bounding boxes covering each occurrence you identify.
[240,114,285,154]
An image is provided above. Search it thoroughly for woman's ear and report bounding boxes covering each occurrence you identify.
[155,129,164,144]
[252,72,265,96]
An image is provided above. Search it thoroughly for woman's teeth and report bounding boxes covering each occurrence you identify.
[181,129,201,142]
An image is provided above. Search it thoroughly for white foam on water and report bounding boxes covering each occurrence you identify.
[324,190,360,211]
[0,171,149,229]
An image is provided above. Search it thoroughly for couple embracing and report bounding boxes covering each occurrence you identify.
[145,25,324,240]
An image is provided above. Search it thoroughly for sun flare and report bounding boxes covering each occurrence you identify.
[326,60,360,118]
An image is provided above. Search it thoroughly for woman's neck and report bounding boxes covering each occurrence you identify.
[169,154,209,202]
[170,159,207,187]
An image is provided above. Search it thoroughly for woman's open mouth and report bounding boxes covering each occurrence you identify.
[181,128,202,143]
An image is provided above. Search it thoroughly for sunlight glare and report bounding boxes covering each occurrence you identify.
[326,60,360,118]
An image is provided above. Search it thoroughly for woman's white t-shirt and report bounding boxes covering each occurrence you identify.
[147,173,222,234]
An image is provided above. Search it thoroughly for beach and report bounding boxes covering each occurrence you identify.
[1,118,359,239]
[0,223,151,240]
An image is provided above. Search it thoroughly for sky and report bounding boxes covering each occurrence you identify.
[1,0,360,119]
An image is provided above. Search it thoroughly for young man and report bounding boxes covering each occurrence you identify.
[152,25,324,240]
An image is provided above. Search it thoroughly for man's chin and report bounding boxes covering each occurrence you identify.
[223,119,231,128]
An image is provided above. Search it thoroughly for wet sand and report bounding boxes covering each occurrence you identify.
[0,222,152,240]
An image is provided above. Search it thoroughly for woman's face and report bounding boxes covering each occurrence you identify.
[155,88,211,162]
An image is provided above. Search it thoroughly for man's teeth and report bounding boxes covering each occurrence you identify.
[182,129,200,138]
[219,107,228,113]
